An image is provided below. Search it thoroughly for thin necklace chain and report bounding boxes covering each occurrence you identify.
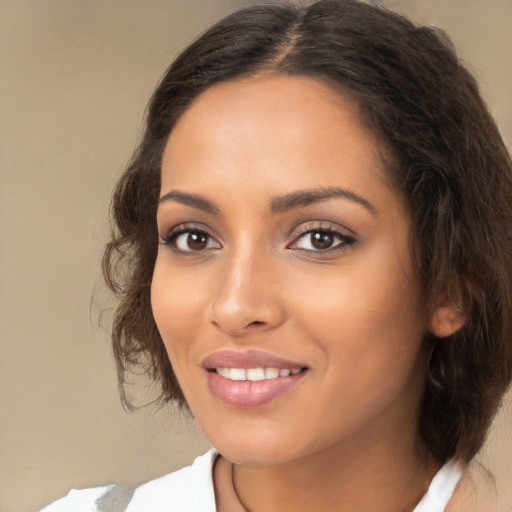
[231,462,251,512]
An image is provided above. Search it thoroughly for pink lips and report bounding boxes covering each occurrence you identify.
[202,349,308,408]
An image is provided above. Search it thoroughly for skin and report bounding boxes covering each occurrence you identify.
[151,75,453,511]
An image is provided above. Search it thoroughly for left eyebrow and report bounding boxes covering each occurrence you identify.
[270,187,378,216]
[158,190,220,215]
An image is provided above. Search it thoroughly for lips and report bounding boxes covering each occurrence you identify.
[202,349,308,408]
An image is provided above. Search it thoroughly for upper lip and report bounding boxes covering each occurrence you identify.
[202,349,307,370]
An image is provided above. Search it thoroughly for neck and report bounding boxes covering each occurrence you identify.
[234,447,437,512]
[215,413,440,512]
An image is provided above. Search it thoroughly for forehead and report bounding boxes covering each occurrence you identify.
[161,74,396,210]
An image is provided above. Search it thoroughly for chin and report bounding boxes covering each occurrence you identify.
[204,423,311,467]
[209,432,314,466]
[216,442,298,467]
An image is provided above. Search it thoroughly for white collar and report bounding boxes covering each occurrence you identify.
[413,461,462,512]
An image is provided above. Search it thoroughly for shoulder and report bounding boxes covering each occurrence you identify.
[40,485,114,512]
[39,450,218,512]
[126,449,217,512]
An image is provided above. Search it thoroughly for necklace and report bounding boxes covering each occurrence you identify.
[231,462,251,512]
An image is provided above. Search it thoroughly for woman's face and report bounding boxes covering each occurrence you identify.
[152,75,429,465]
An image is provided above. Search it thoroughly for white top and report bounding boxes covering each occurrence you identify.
[41,450,463,512]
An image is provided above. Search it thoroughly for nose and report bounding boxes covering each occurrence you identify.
[208,247,286,338]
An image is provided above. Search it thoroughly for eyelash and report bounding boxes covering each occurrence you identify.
[159,223,355,255]
[288,225,355,254]
[160,223,219,253]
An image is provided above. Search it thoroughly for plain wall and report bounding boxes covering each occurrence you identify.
[1,1,511,511]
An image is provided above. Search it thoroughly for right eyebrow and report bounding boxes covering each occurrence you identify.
[270,187,378,216]
[158,190,220,215]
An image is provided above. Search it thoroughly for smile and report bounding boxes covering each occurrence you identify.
[202,350,309,408]
[215,367,302,381]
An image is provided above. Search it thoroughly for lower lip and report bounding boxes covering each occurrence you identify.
[206,370,307,408]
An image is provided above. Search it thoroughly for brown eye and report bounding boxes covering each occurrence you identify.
[186,232,208,250]
[290,228,354,253]
[165,228,222,253]
[311,231,334,250]
[170,229,221,253]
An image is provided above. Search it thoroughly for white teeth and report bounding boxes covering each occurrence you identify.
[216,367,302,381]
[218,367,231,379]
[230,368,247,381]
[247,368,265,381]
[264,367,280,379]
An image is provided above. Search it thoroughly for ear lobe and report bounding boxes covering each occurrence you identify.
[429,301,466,338]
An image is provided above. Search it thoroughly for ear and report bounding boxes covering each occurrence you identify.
[429,298,466,338]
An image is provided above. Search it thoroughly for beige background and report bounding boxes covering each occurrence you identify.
[1,1,511,511]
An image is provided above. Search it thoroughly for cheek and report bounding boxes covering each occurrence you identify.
[291,263,426,430]
[292,261,423,330]
[150,259,208,363]
[287,251,426,379]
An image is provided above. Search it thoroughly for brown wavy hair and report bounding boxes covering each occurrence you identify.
[103,0,512,464]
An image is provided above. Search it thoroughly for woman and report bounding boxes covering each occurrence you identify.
[43,0,512,510]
